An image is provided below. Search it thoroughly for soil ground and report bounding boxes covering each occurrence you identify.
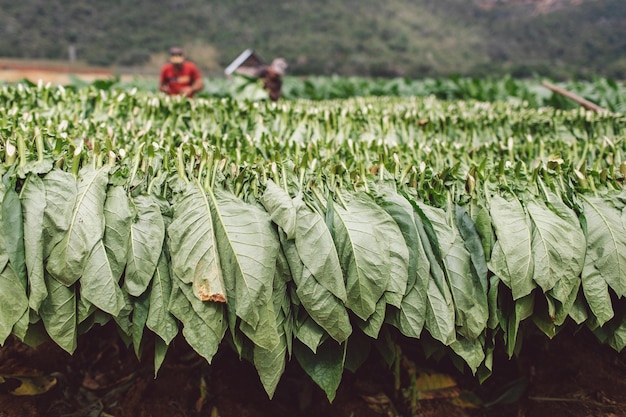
[0,59,138,85]
[1,323,626,417]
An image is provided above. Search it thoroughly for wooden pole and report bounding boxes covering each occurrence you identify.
[541,81,610,113]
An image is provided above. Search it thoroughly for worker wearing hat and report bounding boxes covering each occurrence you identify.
[253,58,288,101]
[159,47,204,97]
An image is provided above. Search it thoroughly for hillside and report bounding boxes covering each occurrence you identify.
[0,0,624,79]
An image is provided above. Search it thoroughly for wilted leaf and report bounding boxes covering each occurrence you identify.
[414,372,457,398]
[0,374,57,396]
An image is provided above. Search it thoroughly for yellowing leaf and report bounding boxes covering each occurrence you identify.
[415,372,457,396]
[0,374,57,396]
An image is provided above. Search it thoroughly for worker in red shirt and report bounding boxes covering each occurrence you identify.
[159,47,204,97]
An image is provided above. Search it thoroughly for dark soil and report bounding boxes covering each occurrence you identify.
[1,323,626,417]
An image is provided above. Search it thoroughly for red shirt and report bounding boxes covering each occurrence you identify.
[160,61,201,96]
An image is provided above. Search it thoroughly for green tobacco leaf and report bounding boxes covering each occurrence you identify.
[77,295,96,326]
[281,231,351,344]
[240,297,280,351]
[374,327,397,367]
[487,275,500,330]
[11,308,29,342]
[2,179,26,286]
[417,202,455,257]
[131,293,150,358]
[526,196,585,293]
[424,276,456,346]
[154,337,169,378]
[294,339,345,403]
[80,240,125,316]
[113,292,133,337]
[389,286,426,339]
[0,265,29,344]
[455,205,488,293]
[581,261,614,326]
[168,279,226,363]
[543,193,585,307]
[294,195,347,302]
[359,296,386,338]
[253,266,290,398]
[103,186,132,282]
[168,183,226,302]
[608,315,626,352]
[296,315,326,353]
[42,170,77,259]
[506,293,534,358]
[46,167,108,286]
[344,329,372,373]
[0,183,7,273]
[40,274,77,354]
[125,195,165,297]
[423,203,488,340]
[377,208,409,309]
[450,335,485,374]
[488,194,535,300]
[445,227,488,340]
[332,192,392,321]
[474,207,495,261]
[477,337,495,383]
[20,175,47,312]
[410,201,455,345]
[581,195,626,298]
[268,193,352,343]
[553,279,581,326]
[147,252,179,345]
[375,187,428,338]
[275,250,293,355]
[208,187,278,330]
[261,180,297,240]
[532,295,557,339]
[296,260,352,343]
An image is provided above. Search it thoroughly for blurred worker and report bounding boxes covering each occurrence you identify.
[255,58,288,101]
[159,47,204,97]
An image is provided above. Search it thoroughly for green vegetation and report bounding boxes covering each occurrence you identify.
[1,0,625,78]
[0,81,624,400]
[55,74,626,113]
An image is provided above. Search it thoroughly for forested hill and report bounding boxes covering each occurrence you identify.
[1,0,625,79]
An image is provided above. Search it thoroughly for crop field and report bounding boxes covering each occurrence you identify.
[0,78,625,416]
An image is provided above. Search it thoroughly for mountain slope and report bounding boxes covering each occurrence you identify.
[0,0,624,78]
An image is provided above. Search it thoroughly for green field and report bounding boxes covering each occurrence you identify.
[0,78,624,401]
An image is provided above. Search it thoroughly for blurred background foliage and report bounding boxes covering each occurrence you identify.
[0,0,625,79]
